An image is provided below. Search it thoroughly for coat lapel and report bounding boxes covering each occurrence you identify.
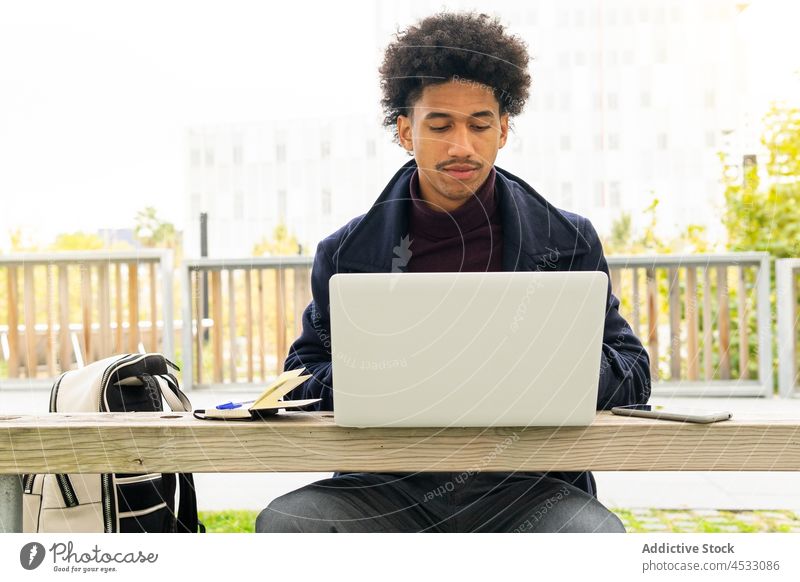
[333,160,592,273]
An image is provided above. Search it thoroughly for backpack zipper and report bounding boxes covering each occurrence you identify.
[99,354,148,533]
[55,474,79,508]
[23,474,36,494]
[102,474,113,532]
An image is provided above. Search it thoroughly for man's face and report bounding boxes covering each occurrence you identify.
[397,79,509,212]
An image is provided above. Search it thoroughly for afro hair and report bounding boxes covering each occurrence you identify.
[379,11,531,140]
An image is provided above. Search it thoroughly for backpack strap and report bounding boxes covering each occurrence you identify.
[152,375,192,412]
[176,473,205,533]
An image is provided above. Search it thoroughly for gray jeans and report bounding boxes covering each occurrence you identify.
[255,471,626,533]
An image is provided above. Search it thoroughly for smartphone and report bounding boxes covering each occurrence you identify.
[610,404,732,424]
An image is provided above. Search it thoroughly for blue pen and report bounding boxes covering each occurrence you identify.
[215,399,256,410]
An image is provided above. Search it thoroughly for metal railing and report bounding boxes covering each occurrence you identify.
[0,250,782,398]
[180,257,312,390]
[776,259,800,398]
[606,253,771,396]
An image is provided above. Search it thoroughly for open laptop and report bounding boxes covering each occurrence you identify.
[329,271,607,428]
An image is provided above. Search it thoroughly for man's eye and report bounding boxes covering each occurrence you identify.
[473,125,491,131]
[430,125,450,131]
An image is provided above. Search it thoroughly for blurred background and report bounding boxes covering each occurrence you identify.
[1,0,798,256]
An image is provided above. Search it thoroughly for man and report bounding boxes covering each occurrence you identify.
[256,12,650,533]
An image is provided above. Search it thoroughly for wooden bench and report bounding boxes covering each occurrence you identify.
[2,411,800,532]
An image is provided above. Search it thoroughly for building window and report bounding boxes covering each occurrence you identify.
[366,139,376,157]
[705,90,716,109]
[233,144,243,165]
[641,92,651,108]
[594,134,604,151]
[561,182,573,207]
[234,190,244,220]
[575,51,586,66]
[190,192,201,217]
[608,134,620,150]
[321,140,331,158]
[622,50,634,65]
[655,41,667,64]
[190,148,202,167]
[609,181,621,207]
[705,131,717,148]
[594,182,605,207]
[560,135,571,151]
[204,147,214,166]
[608,93,618,110]
[657,133,669,150]
[276,142,286,162]
[321,189,332,216]
[557,52,570,67]
[277,189,287,221]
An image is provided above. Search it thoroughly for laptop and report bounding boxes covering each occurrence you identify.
[329,271,607,428]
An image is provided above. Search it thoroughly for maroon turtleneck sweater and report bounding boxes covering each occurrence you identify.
[406,167,504,273]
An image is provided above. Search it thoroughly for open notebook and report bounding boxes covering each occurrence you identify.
[194,368,320,420]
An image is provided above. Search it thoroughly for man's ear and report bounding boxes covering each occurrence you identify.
[498,112,510,149]
[397,114,414,154]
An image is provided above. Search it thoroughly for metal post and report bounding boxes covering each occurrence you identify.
[777,260,798,398]
[160,250,175,360]
[200,213,209,342]
[757,255,774,397]
[181,263,194,391]
[0,475,22,533]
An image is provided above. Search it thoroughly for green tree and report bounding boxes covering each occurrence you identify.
[134,207,178,249]
[722,105,800,258]
[252,223,302,256]
[50,231,104,250]
[6,228,39,252]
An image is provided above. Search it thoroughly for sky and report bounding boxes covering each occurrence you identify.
[0,0,799,248]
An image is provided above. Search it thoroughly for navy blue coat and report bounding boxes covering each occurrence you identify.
[284,159,651,497]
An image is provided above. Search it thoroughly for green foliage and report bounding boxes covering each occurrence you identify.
[763,105,800,180]
[252,223,302,256]
[134,206,179,249]
[7,228,39,252]
[198,510,257,533]
[722,105,800,258]
[50,231,105,251]
[603,197,715,255]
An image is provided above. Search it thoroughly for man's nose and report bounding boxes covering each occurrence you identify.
[447,124,475,158]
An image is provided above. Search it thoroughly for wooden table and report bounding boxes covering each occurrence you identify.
[2,411,800,532]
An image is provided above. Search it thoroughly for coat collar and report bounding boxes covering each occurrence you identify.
[332,159,591,273]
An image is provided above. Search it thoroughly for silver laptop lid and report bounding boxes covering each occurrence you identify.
[330,271,607,428]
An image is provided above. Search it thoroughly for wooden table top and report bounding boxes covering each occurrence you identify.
[1,411,799,473]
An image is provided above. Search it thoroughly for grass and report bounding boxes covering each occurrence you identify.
[199,511,258,533]
[198,509,800,533]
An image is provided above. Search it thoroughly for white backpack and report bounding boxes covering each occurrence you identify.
[22,353,203,533]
